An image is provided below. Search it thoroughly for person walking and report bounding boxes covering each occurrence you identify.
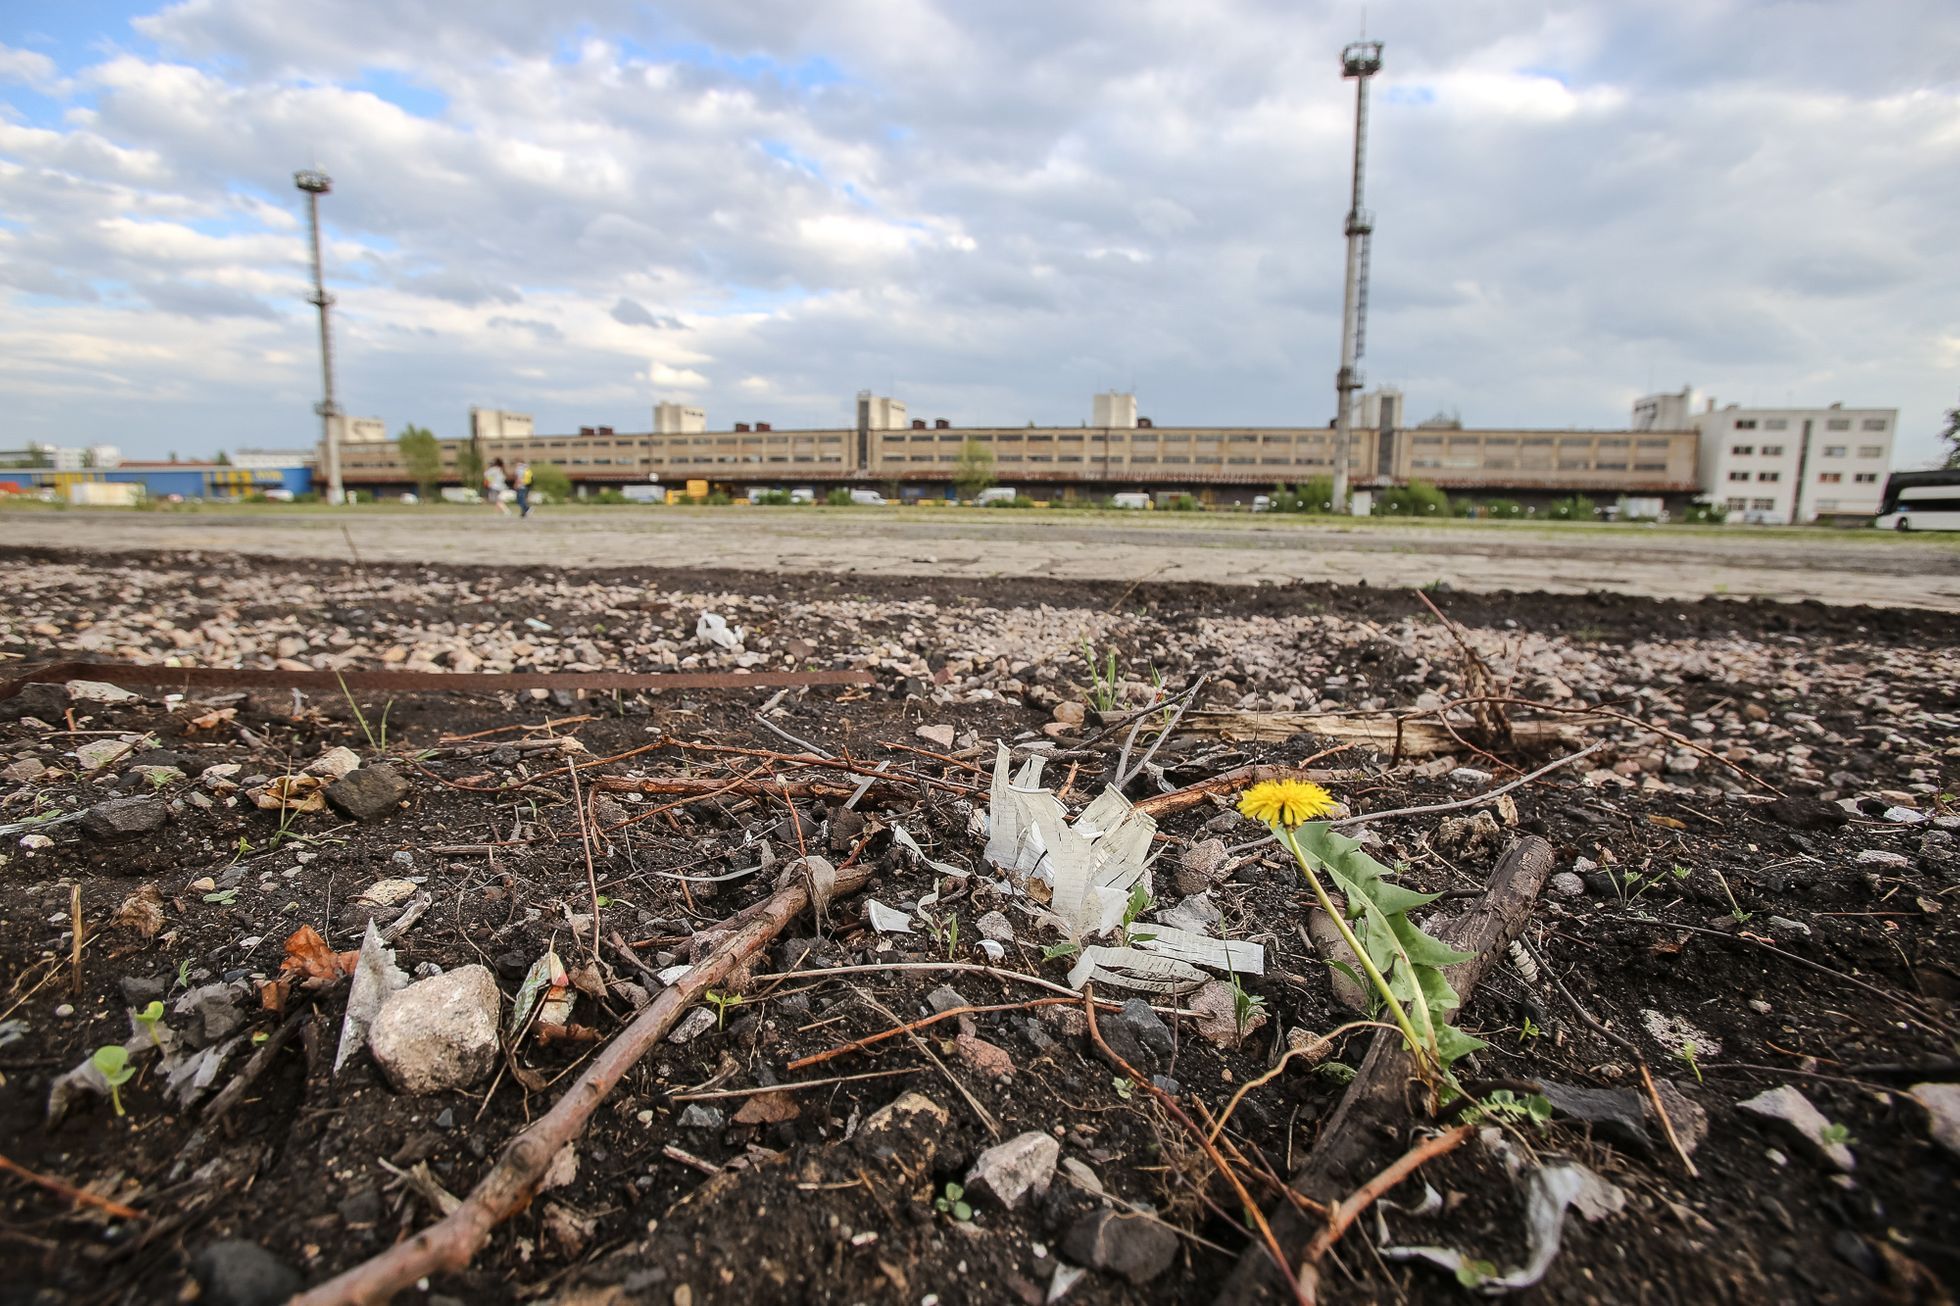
[485,458,511,516]
[513,460,534,518]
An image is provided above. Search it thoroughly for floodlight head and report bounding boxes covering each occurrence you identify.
[293,169,332,195]
[1341,40,1383,78]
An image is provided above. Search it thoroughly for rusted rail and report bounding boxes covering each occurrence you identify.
[0,660,874,701]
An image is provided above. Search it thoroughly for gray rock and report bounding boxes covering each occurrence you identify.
[81,795,166,841]
[1738,1084,1855,1171]
[1648,1080,1708,1158]
[1766,796,1848,830]
[915,723,956,750]
[75,738,137,771]
[1910,1083,1960,1159]
[325,764,411,821]
[67,679,138,704]
[1063,1208,1180,1286]
[1855,849,1910,869]
[677,1103,725,1131]
[119,973,170,1006]
[0,683,66,723]
[191,1239,301,1306]
[1549,872,1586,897]
[976,910,1016,944]
[367,965,500,1094]
[964,1130,1060,1209]
[1103,998,1173,1072]
[926,985,967,1015]
[1540,1082,1651,1151]
[1176,838,1231,895]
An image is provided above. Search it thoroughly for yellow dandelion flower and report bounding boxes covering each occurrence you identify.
[1238,779,1337,828]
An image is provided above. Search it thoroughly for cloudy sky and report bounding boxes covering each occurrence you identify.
[2,0,1955,465]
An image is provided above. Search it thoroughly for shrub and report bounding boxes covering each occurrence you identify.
[591,489,628,505]
[985,495,1038,508]
[1482,498,1525,520]
[753,490,793,506]
[1377,480,1450,517]
[529,463,573,501]
[1680,501,1726,525]
[704,489,732,506]
[825,487,854,507]
[1166,493,1199,512]
[1546,494,1597,522]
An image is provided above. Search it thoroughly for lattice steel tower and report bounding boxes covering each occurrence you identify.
[1330,40,1382,514]
[294,168,342,505]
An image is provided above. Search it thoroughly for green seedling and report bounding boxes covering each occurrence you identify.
[202,888,239,905]
[944,916,960,961]
[704,990,743,1030]
[133,1001,165,1039]
[334,671,393,754]
[1119,881,1156,945]
[1080,638,1121,714]
[173,959,191,992]
[934,1182,972,1221]
[1475,1089,1553,1130]
[1711,867,1752,923]
[91,1045,134,1117]
[1040,940,1080,962]
[1819,1122,1853,1147]
[1111,1076,1134,1101]
[1229,973,1266,1040]
[1678,1039,1704,1085]
[1517,1014,1543,1041]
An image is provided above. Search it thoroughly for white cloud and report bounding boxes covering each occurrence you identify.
[0,0,1953,465]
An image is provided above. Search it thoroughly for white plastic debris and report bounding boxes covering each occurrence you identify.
[334,921,408,1074]
[695,612,745,650]
[864,899,914,934]
[892,825,970,879]
[1383,1163,1625,1293]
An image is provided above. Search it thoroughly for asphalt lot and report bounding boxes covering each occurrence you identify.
[3,506,1957,609]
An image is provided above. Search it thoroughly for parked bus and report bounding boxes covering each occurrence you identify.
[1874,470,1960,532]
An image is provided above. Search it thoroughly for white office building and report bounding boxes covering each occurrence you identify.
[654,402,707,433]
[1092,391,1139,429]
[1685,398,1896,524]
[470,408,534,440]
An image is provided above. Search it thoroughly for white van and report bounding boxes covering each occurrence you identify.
[788,487,816,504]
[1111,492,1151,510]
[976,486,1019,506]
[848,489,886,506]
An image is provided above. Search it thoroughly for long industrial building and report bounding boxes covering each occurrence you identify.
[337,388,1710,507]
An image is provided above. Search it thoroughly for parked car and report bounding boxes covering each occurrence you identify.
[848,489,886,506]
[976,486,1019,506]
[262,488,295,503]
[1111,492,1151,510]
[789,487,816,504]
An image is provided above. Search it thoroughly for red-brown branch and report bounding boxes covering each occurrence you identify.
[1300,1123,1473,1266]
[290,860,872,1306]
[0,1153,142,1221]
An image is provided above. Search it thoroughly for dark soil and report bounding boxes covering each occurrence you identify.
[0,550,1954,1305]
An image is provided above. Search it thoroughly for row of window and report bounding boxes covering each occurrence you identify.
[1730,444,1886,459]
[1733,418,1887,432]
[1728,470,1878,484]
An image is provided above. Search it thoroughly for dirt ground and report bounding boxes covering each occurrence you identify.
[0,547,1955,1305]
[3,505,1958,611]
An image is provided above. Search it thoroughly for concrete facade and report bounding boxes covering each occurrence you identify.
[333,415,388,444]
[1091,391,1139,429]
[469,408,534,440]
[1692,400,1895,524]
[653,403,707,433]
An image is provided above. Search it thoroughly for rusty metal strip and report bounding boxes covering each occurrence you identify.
[0,659,874,701]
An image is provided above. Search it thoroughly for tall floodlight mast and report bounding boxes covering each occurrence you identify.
[1331,40,1382,515]
[294,168,342,505]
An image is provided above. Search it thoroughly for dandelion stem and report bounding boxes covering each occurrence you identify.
[1277,824,1434,1076]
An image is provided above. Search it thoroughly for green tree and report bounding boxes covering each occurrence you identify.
[212,450,230,466]
[1378,480,1450,517]
[455,442,485,494]
[952,439,996,501]
[1941,403,1960,469]
[529,462,572,501]
[397,424,442,498]
[1298,474,1337,513]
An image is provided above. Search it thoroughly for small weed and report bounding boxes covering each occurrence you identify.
[934,1182,972,1221]
[1118,881,1156,945]
[1081,639,1121,713]
[1229,973,1266,1040]
[1040,940,1081,962]
[1819,1122,1853,1147]
[1678,1039,1704,1085]
[944,916,960,961]
[1712,866,1752,923]
[1474,1089,1553,1129]
[1111,1075,1135,1101]
[173,959,191,992]
[202,888,239,905]
[132,1001,164,1039]
[1517,1014,1543,1041]
[334,671,393,754]
[704,990,743,1030]
[91,1045,134,1116]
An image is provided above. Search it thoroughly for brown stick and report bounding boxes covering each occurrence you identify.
[1638,1061,1701,1180]
[1214,836,1555,1305]
[1299,1124,1474,1268]
[786,996,1080,1071]
[1084,988,1313,1306]
[0,1153,142,1221]
[1133,751,1356,819]
[291,860,871,1306]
